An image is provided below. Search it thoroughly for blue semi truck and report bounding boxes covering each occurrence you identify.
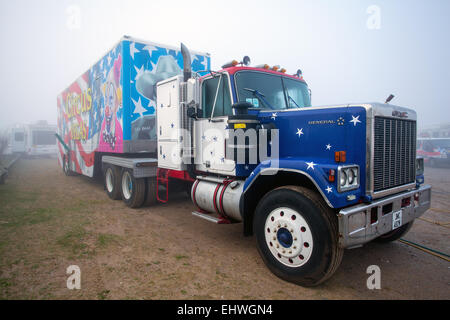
[59,37,431,286]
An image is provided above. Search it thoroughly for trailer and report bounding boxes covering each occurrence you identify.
[58,36,431,286]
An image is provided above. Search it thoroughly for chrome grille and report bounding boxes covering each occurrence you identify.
[373,117,416,192]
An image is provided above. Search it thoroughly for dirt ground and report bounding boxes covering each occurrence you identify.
[0,157,448,300]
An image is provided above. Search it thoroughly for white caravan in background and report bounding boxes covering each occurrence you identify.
[5,121,57,157]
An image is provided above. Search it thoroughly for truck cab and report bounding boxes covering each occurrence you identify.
[155,47,431,286]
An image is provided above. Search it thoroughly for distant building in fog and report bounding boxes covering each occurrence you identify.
[419,123,450,138]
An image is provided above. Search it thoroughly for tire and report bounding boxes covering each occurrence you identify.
[254,186,343,287]
[104,164,122,200]
[144,177,158,206]
[121,169,146,208]
[374,221,414,243]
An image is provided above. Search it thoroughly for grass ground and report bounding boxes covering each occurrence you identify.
[0,158,448,300]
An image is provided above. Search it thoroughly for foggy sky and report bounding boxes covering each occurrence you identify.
[0,0,449,129]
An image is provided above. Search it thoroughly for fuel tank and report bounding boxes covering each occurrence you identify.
[191,178,244,222]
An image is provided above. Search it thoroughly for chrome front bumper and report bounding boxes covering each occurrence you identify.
[337,185,431,248]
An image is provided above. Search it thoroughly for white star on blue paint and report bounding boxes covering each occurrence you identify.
[350,115,361,126]
[326,186,332,193]
[132,97,147,117]
[296,128,304,137]
[143,45,159,57]
[326,144,332,150]
[130,42,139,60]
[306,161,316,170]
[271,113,278,120]
[134,65,144,80]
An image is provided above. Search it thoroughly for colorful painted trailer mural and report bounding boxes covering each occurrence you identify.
[57,36,210,177]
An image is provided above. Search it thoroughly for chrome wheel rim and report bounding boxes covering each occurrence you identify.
[122,171,132,200]
[106,168,114,193]
[264,207,313,267]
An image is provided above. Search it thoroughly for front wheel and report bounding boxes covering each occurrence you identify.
[254,186,343,287]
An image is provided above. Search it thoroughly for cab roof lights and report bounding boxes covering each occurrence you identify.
[221,56,251,69]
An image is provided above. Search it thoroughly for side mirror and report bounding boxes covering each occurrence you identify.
[187,106,198,119]
[232,102,253,115]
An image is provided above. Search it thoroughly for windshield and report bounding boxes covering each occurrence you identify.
[235,71,311,110]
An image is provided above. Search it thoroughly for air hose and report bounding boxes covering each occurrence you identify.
[398,238,450,262]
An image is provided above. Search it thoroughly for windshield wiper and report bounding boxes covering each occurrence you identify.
[243,88,275,110]
[287,94,300,109]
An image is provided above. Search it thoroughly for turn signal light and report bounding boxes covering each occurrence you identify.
[335,151,346,163]
[328,169,335,182]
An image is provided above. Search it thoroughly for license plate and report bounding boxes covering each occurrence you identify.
[392,210,402,230]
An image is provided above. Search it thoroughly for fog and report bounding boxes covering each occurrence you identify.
[0,0,449,130]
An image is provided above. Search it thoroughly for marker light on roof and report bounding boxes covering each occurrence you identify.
[255,64,270,69]
[221,60,239,68]
[280,68,287,73]
[272,65,280,71]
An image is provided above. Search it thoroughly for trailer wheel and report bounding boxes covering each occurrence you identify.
[374,221,414,243]
[144,177,158,206]
[121,169,146,208]
[254,186,343,287]
[104,165,122,200]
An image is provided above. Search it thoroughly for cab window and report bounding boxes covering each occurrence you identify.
[201,74,232,118]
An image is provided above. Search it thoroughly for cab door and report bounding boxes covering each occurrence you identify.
[194,73,236,175]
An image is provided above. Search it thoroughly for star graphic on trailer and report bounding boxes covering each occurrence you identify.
[326,144,332,150]
[306,161,316,170]
[130,42,139,60]
[296,128,304,137]
[143,45,158,58]
[326,186,332,193]
[132,97,147,117]
[350,115,361,126]
[134,65,144,80]
[107,54,112,66]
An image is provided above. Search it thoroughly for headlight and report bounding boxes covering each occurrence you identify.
[340,170,347,186]
[337,165,360,192]
[348,168,356,184]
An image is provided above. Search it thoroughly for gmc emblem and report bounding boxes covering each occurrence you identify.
[392,110,408,118]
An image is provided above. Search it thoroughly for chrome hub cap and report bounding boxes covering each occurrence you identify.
[122,171,132,200]
[264,207,313,267]
[106,168,114,193]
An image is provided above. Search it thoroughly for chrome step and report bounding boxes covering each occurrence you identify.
[191,211,221,223]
